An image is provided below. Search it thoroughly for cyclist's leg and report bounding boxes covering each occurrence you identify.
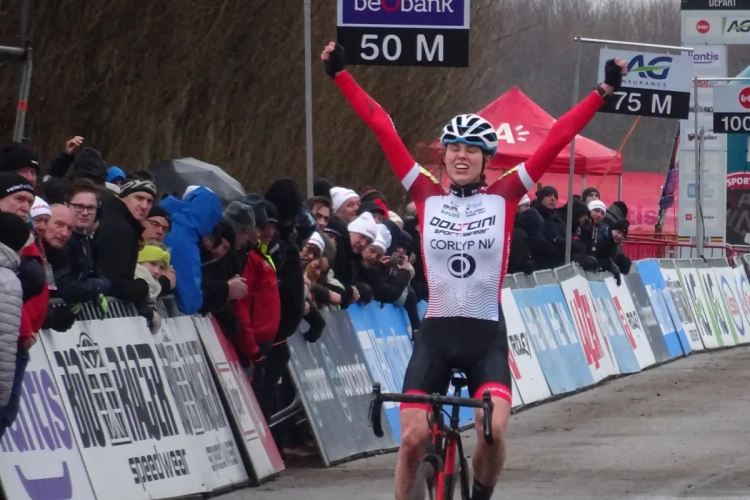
[396,318,450,500]
[463,315,513,500]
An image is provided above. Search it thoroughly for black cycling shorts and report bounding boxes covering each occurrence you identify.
[401,308,512,411]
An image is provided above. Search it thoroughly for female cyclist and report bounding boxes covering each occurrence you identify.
[321,41,626,500]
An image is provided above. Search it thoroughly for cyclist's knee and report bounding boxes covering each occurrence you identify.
[399,409,430,458]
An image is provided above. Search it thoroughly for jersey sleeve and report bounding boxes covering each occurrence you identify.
[334,71,442,202]
[488,90,605,202]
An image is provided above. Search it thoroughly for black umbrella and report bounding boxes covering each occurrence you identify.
[149,157,245,206]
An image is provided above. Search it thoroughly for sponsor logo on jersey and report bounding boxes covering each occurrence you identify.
[429,215,496,236]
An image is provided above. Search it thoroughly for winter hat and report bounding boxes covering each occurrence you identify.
[582,187,600,201]
[223,200,255,234]
[242,193,269,228]
[518,194,531,206]
[0,172,35,200]
[72,148,107,184]
[330,187,359,212]
[296,207,317,242]
[610,218,630,234]
[571,199,591,220]
[138,243,171,267]
[371,232,388,253]
[612,201,629,217]
[264,178,303,223]
[265,200,280,225]
[119,179,157,199]
[361,189,387,205]
[535,185,558,200]
[147,204,172,228]
[358,201,386,217]
[307,231,326,255]
[396,229,413,252]
[389,211,403,228]
[588,200,607,213]
[371,224,392,252]
[30,197,51,219]
[107,166,126,183]
[0,211,31,252]
[0,142,39,174]
[347,212,378,241]
[313,178,333,200]
[217,220,237,249]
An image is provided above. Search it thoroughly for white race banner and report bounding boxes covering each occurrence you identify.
[697,267,736,346]
[604,277,657,369]
[40,319,206,500]
[502,288,551,405]
[678,267,721,349]
[733,266,750,344]
[712,265,750,344]
[193,316,284,482]
[154,316,249,490]
[0,346,96,500]
[559,275,619,382]
[659,267,705,351]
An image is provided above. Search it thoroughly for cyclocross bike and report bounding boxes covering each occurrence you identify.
[369,371,495,500]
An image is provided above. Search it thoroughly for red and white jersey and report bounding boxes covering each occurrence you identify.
[334,71,605,321]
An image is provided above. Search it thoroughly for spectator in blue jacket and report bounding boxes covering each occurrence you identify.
[162,186,222,314]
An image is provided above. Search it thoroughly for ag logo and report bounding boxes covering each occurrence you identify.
[495,123,529,144]
[447,253,476,278]
[724,18,750,34]
[626,55,672,80]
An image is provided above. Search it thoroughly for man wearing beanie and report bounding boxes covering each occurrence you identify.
[0,142,39,186]
[0,212,29,435]
[582,187,600,205]
[329,186,360,223]
[0,172,35,220]
[91,178,157,323]
[588,199,607,226]
[223,199,256,249]
[531,185,567,270]
[143,204,172,243]
[163,185,223,315]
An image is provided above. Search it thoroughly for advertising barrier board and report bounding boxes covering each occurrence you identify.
[604,275,657,369]
[587,278,640,374]
[709,260,750,344]
[556,268,619,382]
[193,316,284,482]
[0,347,96,500]
[624,271,673,362]
[287,311,391,465]
[636,261,688,357]
[675,262,721,348]
[696,265,736,346]
[658,260,705,352]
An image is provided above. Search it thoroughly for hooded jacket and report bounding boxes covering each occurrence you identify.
[508,208,545,275]
[531,200,567,270]
[91,196,150,303]
[19,238,49,344]
[0,242,22,407]
[44,234,110,304]
[163,187,223,314]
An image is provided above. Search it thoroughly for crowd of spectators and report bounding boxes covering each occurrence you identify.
[0,136,631,459]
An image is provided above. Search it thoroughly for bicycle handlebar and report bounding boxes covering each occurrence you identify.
[369,383,495,445]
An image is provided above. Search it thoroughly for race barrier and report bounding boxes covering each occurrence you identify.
[5,257,750,498]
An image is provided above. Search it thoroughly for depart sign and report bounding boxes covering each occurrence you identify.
[336,0,471,67]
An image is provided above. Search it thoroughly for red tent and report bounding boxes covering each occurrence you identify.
[415,87,622,176]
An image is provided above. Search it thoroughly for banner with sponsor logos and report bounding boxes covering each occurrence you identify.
[733,265,750,339]
[695,263,737,346]
[0,348,96,500]
[287,310,389,466]
[556,267,619,382]
[40,319,206,500]
[153,316,249,490]
[604,275,657,369]
[708,259,750,344]
[675,261,722,348]
[658,260,705,352]
[511,280,594,395]
[587,277,641,374]
[501,286,551,405]
[193,316,284,482]
[636,261,689,357]
[623,270,673,362]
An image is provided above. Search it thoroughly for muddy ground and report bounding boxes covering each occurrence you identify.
[221,346,750,499]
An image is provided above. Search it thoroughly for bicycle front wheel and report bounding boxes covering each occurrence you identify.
[410,458,438,500]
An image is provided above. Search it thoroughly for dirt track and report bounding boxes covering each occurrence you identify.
[221,346,750,499]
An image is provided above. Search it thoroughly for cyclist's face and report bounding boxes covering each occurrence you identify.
[444,143,486,185]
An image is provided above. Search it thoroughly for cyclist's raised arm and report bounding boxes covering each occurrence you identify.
[323,42,441,199]
[489,59,628,202]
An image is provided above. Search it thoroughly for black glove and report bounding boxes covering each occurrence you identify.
[43,304,77,332]
[614,270,622,287]
[604,59,623,91]
[324,43,346,78]
[17,258,46,302]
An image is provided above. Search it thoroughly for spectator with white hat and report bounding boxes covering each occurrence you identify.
[588,199,607,226]
[30,197,51,239]
[329,186,360,223]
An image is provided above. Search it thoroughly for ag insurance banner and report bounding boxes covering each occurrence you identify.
[39,319,206,500]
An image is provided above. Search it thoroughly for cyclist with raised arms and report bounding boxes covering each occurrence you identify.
[321,42,627,500]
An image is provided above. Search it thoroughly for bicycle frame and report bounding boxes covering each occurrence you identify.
[430,383,470,500]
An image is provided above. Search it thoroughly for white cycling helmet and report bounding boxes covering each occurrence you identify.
[440,113,498,157]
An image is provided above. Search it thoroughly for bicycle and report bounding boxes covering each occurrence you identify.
[369,372,494,500]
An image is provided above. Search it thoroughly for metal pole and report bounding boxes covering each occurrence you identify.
[565,38,582,265]
[304,0,314,198]
[13,49,32,143]
[0,45,25,58]
[576,37,694,52]
[19,0,31,43]
[693,76,703,258]
[581,175,586,192]
[617,174,622,201]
